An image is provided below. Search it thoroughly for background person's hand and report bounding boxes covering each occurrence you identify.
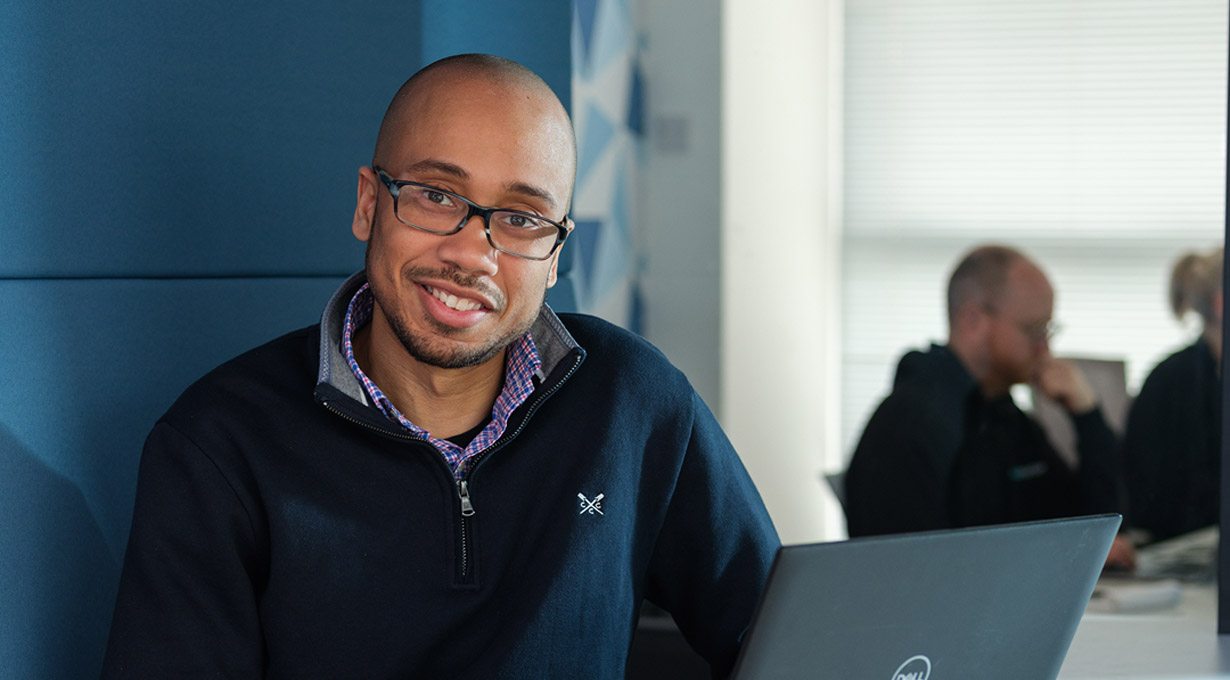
[1103,534,1137,571]
[1034,357,1099,414]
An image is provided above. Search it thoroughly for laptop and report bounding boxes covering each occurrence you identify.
[730,514,1121,680]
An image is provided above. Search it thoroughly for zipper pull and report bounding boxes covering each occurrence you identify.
[458,480,476,517]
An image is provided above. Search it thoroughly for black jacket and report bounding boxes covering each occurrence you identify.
[844,344,1123,537]
[1122,340,1221,543]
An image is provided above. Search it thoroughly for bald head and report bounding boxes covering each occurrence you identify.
[373,54,577,185]
[946,245,1030,329]
[946,244,1056,394]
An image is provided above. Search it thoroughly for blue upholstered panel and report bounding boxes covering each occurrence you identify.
[1,2,576,677]
[0,2,417,278]
[420,1,572,107]
[0,276,346,677]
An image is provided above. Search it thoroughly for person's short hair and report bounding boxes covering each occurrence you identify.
[1170,246,1224,323]
[946,245,1026,327]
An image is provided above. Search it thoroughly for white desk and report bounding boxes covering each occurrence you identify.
[1060,584,1230,679]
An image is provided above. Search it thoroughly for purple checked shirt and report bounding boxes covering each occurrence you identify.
[341,283,542,480]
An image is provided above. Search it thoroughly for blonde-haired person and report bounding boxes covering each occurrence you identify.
[1122,246,1223,544]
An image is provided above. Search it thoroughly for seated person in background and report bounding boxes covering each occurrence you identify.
[844,244,1133,566]
[102,54,779,679]
[1123,246,1223,544]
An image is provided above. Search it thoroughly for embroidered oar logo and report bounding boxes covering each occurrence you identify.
[577,492,604,515]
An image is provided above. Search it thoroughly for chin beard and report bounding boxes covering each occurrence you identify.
[389,312,531,369]
[387,300,545,369]
[369,271,548,370]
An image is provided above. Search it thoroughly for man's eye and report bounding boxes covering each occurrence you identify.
[498,212,548,230]
[423,190,454,207]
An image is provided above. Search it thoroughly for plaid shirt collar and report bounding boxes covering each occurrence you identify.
[340,283,542,478]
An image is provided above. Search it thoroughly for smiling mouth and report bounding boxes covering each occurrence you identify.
[424,285,485,312]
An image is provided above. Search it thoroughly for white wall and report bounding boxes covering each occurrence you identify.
[634,1,724,414]
[637,1,847,544]
[721,0,845,544]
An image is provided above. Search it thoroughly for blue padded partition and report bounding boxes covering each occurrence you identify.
[1,1,575,677]
[0,276,347,677]
[0,3,413,278]
[421,0,572,107]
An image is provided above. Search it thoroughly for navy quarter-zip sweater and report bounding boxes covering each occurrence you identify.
[102,272,780,679]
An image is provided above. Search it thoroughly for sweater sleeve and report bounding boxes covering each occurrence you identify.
[643,391,780,680]
[1121,379,1170,535]
[1071,407,1126,517]
[101,422,267,679]
[844,393,955,536]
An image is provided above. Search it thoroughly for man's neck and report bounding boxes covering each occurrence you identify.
[355,323,505,440]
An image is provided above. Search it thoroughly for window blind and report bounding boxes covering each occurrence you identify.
[841,0,1227,456]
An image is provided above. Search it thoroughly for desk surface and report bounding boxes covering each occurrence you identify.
[1059,584,1230,679]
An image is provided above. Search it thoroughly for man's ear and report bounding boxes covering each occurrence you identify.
[352,166,379,243]
[545,218,574,289]
[546,250,561,289]
[954,299,990,338]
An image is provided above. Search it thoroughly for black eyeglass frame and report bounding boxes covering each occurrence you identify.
[373,167,571,261]
[982,303,1062,344]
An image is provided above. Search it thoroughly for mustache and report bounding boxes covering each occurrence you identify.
[404,266,505,309]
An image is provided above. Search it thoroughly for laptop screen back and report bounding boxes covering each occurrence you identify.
[731,514,1121,680]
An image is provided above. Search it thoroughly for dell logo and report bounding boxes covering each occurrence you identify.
[892,655,932,680]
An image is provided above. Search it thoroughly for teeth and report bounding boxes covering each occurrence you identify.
[428,286,482,312]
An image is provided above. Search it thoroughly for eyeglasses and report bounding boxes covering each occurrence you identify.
[373,167,571,261]
[1020,319,1061,344]
[984,304,1061,344]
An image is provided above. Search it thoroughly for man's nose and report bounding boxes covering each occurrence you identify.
[438,213,499,273]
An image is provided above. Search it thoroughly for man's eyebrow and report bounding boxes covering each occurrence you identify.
[505,181,558,211]
[404,158,559,211]
[405,158,469,179]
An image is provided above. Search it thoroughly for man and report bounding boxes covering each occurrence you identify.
[102,54,778,679]
[844,245,1128,547]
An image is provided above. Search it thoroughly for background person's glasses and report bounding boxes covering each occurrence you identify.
[374,167,570,261]
[984,303,1062,344]
[1021,319,1061,344]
